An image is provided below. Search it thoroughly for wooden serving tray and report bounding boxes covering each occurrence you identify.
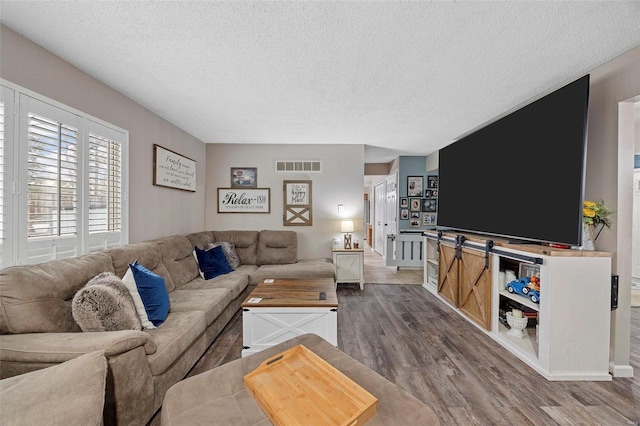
[244,345,378,425]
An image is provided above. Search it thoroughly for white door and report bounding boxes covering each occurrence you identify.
[374,182,386,256]
[632,170,640,280]
[385,174,398,237]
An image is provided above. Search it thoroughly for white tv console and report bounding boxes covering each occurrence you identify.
[423,231,613,381]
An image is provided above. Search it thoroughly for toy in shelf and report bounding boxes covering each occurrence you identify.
[506,277,540,304]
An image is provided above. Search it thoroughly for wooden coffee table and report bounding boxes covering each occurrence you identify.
[241,278,338,357]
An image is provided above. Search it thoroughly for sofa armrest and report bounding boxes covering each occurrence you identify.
[0,330,156,364]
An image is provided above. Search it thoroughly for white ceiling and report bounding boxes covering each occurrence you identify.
[1,1,639,163]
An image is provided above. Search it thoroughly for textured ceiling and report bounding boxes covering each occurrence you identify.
[1,1,639,163]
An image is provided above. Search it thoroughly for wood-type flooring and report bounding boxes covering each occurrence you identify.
[150,250,640,425]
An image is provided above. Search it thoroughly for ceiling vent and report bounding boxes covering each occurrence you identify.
[275,161,322,173]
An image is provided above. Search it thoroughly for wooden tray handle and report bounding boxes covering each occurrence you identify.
[251,345,304,374]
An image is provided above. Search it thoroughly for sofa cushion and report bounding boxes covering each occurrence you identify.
[0,330,157,369]
[249,258,335,285]
[146,311,207,376]
[0,252,114,334]
[72,272,141,332]
[207,242,241,269]
[109,241,176,292]
[169,289,232,326]
[212,231,259,265]
[194,246,233,280]
[179,267,253,300]
[184,231,216,251]
[0,350,108,426]
[122,268,156,330]
[130,261,171,327]
[155,235,201,288]
[257,230,297,265]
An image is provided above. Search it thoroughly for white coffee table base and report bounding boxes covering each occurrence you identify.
[242,307,337,357]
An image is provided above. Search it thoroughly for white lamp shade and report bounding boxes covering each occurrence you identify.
[341,220,354,233]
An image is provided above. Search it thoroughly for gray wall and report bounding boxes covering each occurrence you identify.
[586,45,639,375]
[0,25,207,243]
[206,144,364,259]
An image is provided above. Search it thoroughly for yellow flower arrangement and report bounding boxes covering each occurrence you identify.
[583,200,614,241]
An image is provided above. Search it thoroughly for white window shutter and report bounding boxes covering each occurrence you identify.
[86,120,125,252]
[19,94,81,263]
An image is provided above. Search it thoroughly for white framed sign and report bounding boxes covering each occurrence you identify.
[153,144,196,192]
[217,188,271,213]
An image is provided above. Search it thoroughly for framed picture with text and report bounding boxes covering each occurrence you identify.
[217,188,270,213]
[153,144,196,192]
[283,180,312,226]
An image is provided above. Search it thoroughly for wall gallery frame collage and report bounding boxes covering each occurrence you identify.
[401,175,438,227]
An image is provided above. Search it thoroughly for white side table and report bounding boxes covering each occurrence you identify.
[332,248,365,290]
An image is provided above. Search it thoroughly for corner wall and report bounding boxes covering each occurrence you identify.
[586,45,640,376]
[0,25,207,243]
[206,144,364,259]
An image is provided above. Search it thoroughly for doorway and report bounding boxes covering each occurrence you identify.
[373,181,386,256]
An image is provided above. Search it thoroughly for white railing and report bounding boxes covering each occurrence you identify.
[386,233,424,269]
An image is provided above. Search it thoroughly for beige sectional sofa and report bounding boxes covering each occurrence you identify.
[0,229,334,425]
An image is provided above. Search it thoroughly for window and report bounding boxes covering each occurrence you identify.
[88,133,121,233]
[27,113,78,238]
[0,97,6,266]
[0,82,128,268]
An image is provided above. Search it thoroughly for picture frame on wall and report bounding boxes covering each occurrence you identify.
[283,180,313,226]
[230,167,257,188]
[400,198,408,208]
[410,198,421,211]
[217,188,270,213]
[400,209,409,220]
[410,211,421,219]
[153,144,196,192]
[424,190,432,198]
[409,218,421,228]
[423,213,436,226]
[407,176,423,197]
[427,175,439,189]
[422,199,437,212]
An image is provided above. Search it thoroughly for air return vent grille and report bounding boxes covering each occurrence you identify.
[275,161,322,172]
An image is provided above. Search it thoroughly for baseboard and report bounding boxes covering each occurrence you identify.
[609,362,634,378]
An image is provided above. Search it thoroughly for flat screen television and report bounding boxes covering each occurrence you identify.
[437,74,590,246]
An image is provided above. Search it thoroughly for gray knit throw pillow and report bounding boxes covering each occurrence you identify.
[72,272,142,332]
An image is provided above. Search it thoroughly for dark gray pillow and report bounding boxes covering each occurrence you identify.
[207,242,241,270]
[72,272,142,332]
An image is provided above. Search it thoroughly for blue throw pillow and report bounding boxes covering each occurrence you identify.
[129,260,170,327]
[194,246,233,280]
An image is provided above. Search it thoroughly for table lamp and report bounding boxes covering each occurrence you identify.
[341,220,354,249]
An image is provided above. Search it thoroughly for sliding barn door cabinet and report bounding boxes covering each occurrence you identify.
[424,231,612,381]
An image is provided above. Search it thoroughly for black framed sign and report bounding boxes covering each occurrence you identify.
[217,188,270,213]
[153,144,196,192]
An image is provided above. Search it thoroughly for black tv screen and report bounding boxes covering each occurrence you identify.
[437,74,589,246]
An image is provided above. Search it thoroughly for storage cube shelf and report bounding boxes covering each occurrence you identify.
[423,231,612,381]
